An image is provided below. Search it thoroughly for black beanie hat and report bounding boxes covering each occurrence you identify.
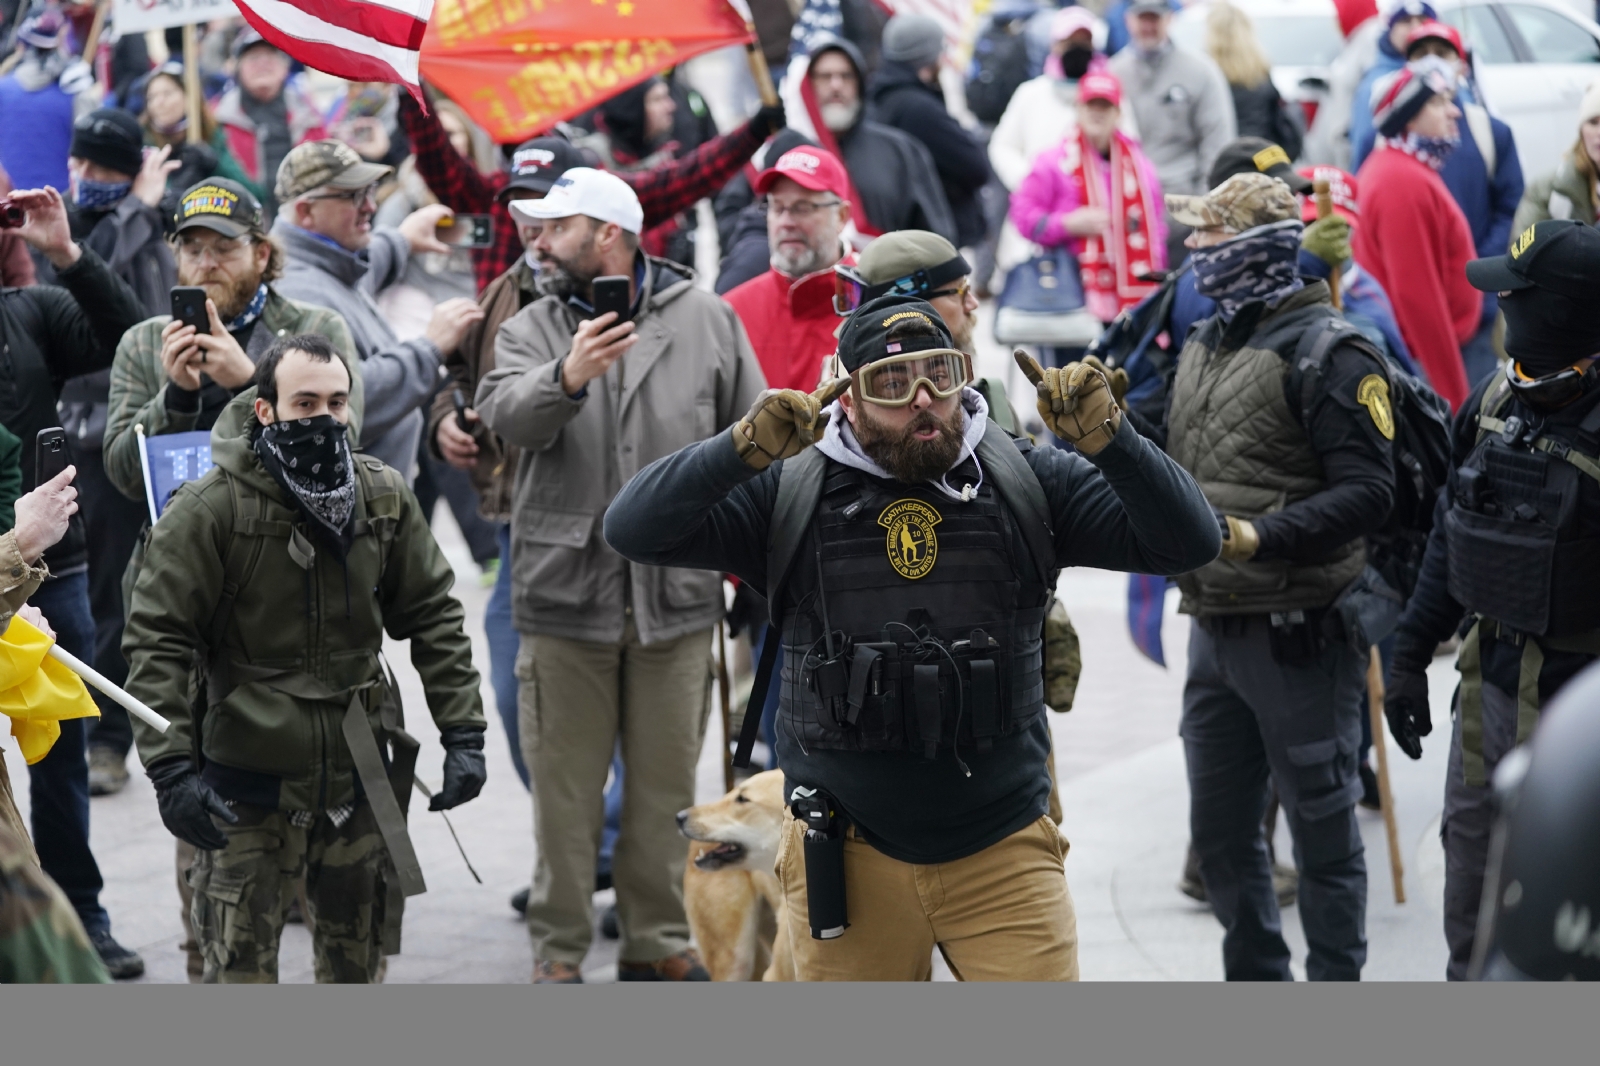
[70,109,145,179]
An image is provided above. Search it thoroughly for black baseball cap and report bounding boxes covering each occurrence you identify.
[1207,137,1313,195]
[501,136,586,198]
[1467,219,1600,300]
[174,178,264,238]
[836,294,956,373]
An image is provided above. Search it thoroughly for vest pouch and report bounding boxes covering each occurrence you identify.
[1331,566,1404,650]
[1444,503,1556,636]
[802,641,854,730]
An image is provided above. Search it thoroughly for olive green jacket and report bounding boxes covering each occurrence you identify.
[1513,153,1598,236]
[102,287,363,503]
[122,393,483,813]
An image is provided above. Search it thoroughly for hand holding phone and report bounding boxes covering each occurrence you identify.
[35,427,70,488]
[170,286,211,337]
[435,213,494,249]
[591,275,632,323]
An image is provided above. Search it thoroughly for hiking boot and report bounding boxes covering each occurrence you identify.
[599,903,619,940]
[1359,762,1382,811]
[617,948,710,982]
[510,886,529,916]
[87,747,129,796]
[1178,844,1207,904]
[1273,862,1299,908]
[532,958,583,983]
[90,930,145,980]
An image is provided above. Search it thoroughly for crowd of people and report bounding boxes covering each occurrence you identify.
[1,0,1598,986]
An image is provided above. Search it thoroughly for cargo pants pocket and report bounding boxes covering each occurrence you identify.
[1284,737,1364,823]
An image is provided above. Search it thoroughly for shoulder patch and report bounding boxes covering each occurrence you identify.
[1357,374,1395,440]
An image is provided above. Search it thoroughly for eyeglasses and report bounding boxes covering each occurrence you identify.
[1506,359,1598,411]
[854,348,972,406]
[304,184,379,208]
[176,235,253,263]
[761,198,842,221]
[926,279,972,302]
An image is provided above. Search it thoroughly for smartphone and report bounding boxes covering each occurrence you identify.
[591,275,632,323]
[452,388,472,433]
[170,286,210,335]
[35,427,69,487]
[435,214,494,249]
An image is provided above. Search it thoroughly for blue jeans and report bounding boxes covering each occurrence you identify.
[27,572,109,934]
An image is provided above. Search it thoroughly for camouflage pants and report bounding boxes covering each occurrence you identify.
[186,801,389,983]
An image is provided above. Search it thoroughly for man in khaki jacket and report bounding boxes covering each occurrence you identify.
[476,168,765,982]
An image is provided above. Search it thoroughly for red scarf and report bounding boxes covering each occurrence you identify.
[1068,127,1160,315]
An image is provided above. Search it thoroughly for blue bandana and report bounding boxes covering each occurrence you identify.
[72,178,131,211]
[1191,220,1306,321]
[226,284,269,333]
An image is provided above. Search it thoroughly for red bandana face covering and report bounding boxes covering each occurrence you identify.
[1067,126,1161,320]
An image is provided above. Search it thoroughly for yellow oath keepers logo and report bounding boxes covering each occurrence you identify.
[1511,225,1536,259]
[878,498,942,580]
[1357,374,1395,440]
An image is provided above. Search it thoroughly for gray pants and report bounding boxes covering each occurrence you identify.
[1181,616,1368,980]
[1442,680,1517,981]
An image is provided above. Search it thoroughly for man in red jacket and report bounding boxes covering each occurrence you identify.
[1353,56,1480,410]
[723,146,856,392]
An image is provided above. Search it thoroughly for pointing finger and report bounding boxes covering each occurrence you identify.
[812,375,851,407]
[1013,349,1046,387]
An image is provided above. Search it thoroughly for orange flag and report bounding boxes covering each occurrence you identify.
[419,0,752,144]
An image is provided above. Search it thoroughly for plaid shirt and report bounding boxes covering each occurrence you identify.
[398,95,766,293]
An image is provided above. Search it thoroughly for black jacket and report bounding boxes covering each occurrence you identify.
[867,59,993,248]
[1229,80,1303,164]
[0,244,147,574]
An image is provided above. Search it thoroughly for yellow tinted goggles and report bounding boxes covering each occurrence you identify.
[854,348,972,406]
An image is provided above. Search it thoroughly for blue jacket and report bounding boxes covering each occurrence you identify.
[1298,249,1420,376]
[0,77,74,193]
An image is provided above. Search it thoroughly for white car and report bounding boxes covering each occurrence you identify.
[1170,0,1600,178]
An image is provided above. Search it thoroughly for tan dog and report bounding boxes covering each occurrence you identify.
[678,769,793,981]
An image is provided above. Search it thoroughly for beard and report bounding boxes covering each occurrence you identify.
[818,100,861,132]
[182,267,262,323]
[854,401,965,484]
[770,235,836,278]
[535,233,600,301]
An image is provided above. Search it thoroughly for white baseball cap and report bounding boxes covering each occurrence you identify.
[514,167,643,235]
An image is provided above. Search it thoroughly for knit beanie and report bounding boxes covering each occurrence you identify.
[70,109,146,179]
[1334,0,1378,38]
[1581,79,1600,127]
[882,14,945,70]
[1385,0,1437,35]
[1371,55,1457,137]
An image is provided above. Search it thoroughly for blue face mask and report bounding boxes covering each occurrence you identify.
[72,177,132,211]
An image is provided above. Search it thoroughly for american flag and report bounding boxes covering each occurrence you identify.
[234,0,433,100]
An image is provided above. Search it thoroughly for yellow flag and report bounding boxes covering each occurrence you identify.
[0,616,99,765]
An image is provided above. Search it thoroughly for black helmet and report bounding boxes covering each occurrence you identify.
[1474,661,1600,980]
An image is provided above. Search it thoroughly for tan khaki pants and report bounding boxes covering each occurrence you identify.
[775,812,1079,981]
[519,622,712,965]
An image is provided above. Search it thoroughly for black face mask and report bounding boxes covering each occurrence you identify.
[1060,45,1094,80]
[253,414,357,558]
[1501,287,1600,378]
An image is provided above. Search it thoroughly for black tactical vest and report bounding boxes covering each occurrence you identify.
[1445,380,1600,639]
[772,459,1051,759]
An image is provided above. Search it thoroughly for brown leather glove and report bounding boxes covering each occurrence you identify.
[1080,354,1129,411]
[1014,350,1122,454]
[1219,515,1259,561]
[730,377,852,470]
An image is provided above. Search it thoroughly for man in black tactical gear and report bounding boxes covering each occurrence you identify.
[603,294,1219,980]
[1384,218,1600,981]
[1153,172,1397,982]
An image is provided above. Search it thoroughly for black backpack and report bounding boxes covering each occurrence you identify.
[1086,264,1188,431]
[1295,318,1452,600]
[965,17,1031,126]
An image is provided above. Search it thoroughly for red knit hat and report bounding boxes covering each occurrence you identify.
[1333,0,1378,38]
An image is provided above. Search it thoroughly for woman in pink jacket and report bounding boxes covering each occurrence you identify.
[1010,72,1166,329]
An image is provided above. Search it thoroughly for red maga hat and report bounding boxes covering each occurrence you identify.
[754,146,850,199]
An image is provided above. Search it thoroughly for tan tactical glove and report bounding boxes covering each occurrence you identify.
[1219,515,1259,561]
[1080,354,1130,411]
[730,377,852,470]
[1014,350,1123,455]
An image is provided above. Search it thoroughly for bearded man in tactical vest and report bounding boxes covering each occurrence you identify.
[122,334,487,983]
[1385,219,1600,980]
[1158,172,1397,981]
[604,294,1219,981]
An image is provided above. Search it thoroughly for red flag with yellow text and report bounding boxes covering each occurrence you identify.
[419,0,752,143]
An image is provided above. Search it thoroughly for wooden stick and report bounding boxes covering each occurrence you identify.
[81,1,110,79]
[744,24,780,109]
[716,621,735,794]
[1366,646,1406,904]
[182,24,203,146]
[1312,177,1342,311]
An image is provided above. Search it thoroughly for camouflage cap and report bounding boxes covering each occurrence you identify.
[275,139,393,203]
[1165,172,1299,233]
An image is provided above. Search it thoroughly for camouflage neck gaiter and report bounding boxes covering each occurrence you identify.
[1190,219,1306,321]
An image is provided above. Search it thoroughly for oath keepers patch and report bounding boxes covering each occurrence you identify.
[879,499,942,579]
[1357,374,1395,440]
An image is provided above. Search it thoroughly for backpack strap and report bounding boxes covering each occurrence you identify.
[975,421,1057,584]
[1474,377,1600,485]
[1473,376,1516,441]
[1293,315,1389,425]
[975,377,1019,435]
[766,446,828,617]
[205,471,272,698]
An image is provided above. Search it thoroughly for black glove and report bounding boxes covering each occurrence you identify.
[1384,667,1432,760]
[148,757,239,850]
[750,101,786,140]
[725,581,768,640]
[431,727,487,811]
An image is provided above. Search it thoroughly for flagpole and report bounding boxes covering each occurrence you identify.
[135,424,160,525]
[744,24,780,108]
[46,643,171,734]
[182,23,204,146]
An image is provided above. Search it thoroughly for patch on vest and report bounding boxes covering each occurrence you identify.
[1356,374,1395,440]
[878,499,942,580]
